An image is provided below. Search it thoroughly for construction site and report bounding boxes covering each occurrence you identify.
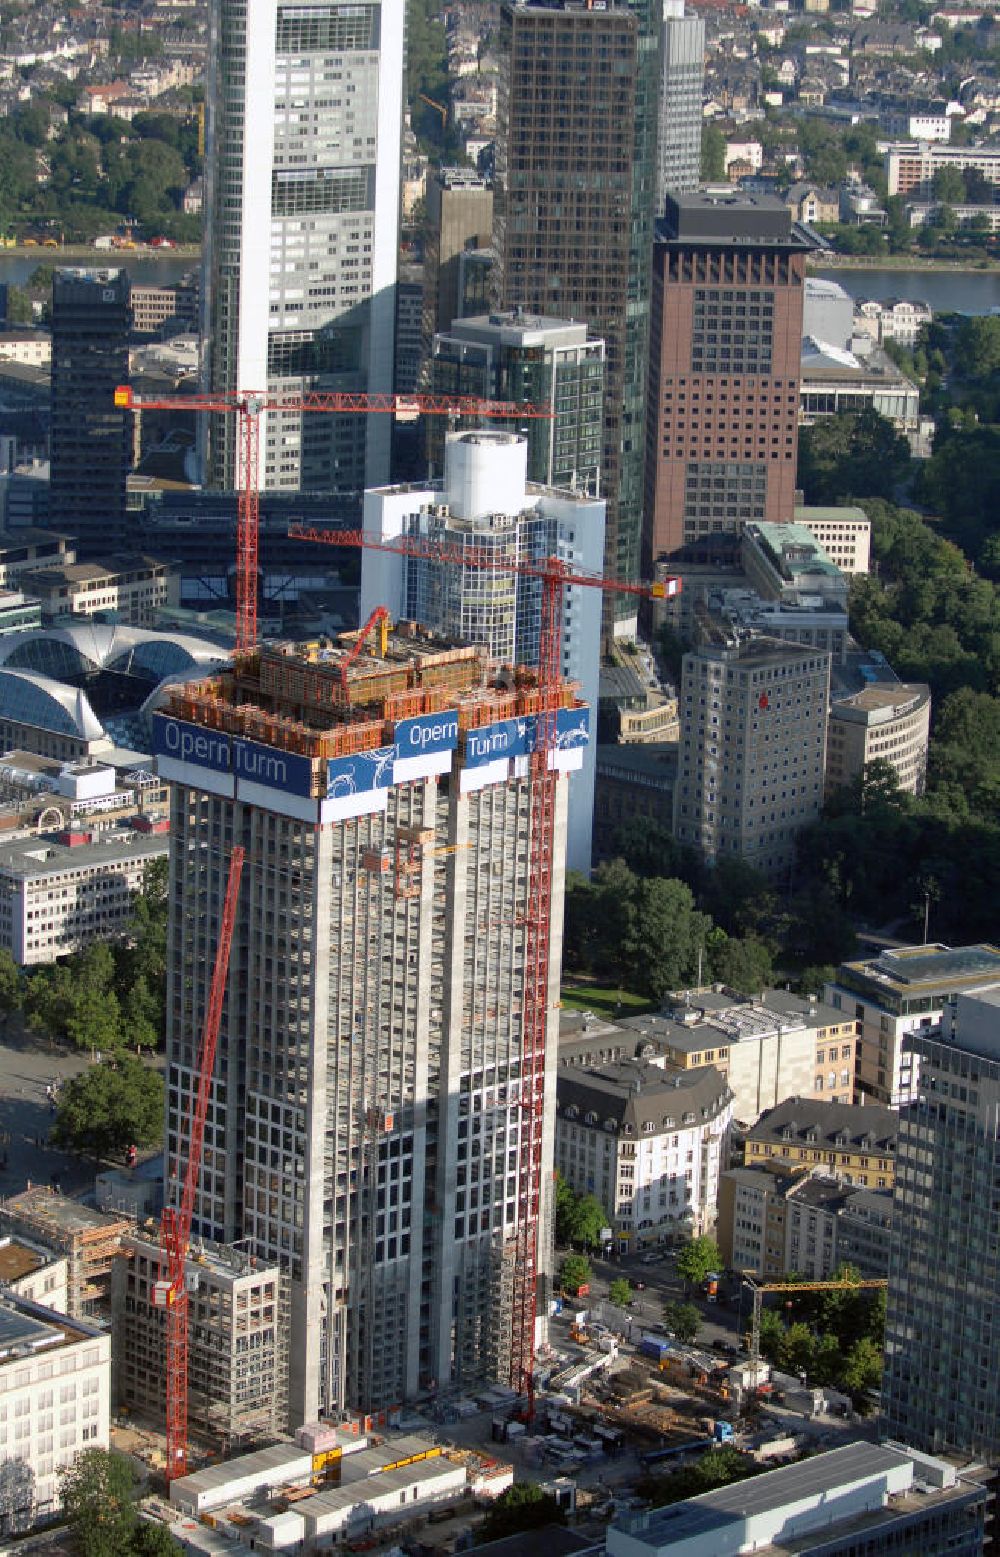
[154,621,591,1431]
[111,1228,290,1460]
[0,1184,132,1317]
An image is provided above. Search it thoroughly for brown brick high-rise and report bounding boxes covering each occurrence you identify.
[643,192,814,564]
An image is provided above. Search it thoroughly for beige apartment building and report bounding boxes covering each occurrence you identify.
[744,1097,898,1188]
[825,942,1000,1106]
[17,555,179,627]
[793,504,871,574]
[826,681,931,797]
[614,988,858,1123]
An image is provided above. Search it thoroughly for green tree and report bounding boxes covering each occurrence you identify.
[476,1482,565,1544]
[701,123,726,180]
[554,1172,578,1245]
[778,1321,816,1377]
[609,1278,633,1309]
[60,1449,139,1557]
[710,935,774,997]
[65,986,122,1055]
[841,1335,882,1397]
[559,1254,591,1293]
[623,877,710,1002]
[757,1307,785,1361]
[637,1447,761,1508]
[663,1299,701,1343]
[134,1525,182,1557]
[798,409,911,504]
[51,1057,163,1161]
[931,164,966,203]
[122,977,160,1053]
[0,950,21,1016]
[675,1235,721,1291]
[568,1193,609,1250]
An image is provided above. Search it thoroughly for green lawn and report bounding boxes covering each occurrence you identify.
[560,984,655,1019]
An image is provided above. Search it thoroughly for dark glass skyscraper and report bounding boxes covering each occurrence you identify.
[429,312,605,494]
[49,268,131,555]
[493,0,654,631]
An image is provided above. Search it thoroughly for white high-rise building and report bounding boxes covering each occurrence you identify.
[203,0,404,492]
[361,431,605,872]
[658,0,705,206]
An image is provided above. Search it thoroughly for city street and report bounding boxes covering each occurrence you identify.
[561,1245,752,1351]
[0,1021,98,1201]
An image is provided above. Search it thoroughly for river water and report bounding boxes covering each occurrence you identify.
[0,252,196,289]
[813,266,1000,314]
[2,253,999,315]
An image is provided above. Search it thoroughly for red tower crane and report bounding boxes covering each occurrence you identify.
[154,845,245,1481]
[113,385,552,656]
[288,524,680,1408]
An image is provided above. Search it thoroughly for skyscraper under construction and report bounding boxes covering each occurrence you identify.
[155,630,588,1424]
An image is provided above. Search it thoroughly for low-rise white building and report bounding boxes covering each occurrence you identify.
[0,826,168,965]
[827,681,931,798]
[607,1442,988,1557]
[0,1292,110,1532]
[555,1049,732,1249]
[17,555,179,628]
[793,503,871,575]
[0,330,51,368]
[0,1237,69,1313]
[168,1434,477,1552]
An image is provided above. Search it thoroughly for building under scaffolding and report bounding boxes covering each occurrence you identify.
[156,625,587,1424]
[112,1230,289,1453]
[0,1186,131,1317]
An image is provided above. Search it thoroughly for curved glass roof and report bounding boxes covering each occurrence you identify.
[0,669,105,739]
[0,624,227,680]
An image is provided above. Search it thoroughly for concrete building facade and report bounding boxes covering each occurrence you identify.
[824,942,1000,1107]
[657,0,705,206]
[644,193,813,562]
[17,555,179,628]
[422,168,494,345]
[203,0,404,494]
[826,681,931,798]
[0,828,168,966]
[0,1294,110,1534]
[113,1232,289,1452]
[360,431,603,872]
[793,503,871,574]
[673,635,831,880]
[159,627,588,1425]
[884,986,1000,1460]
[555,1057,732,1248]
[718,1165,893,1281]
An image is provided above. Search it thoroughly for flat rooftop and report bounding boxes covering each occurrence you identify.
[838,942,1000,995]
[750,522,842,581]
[831,681,930,722]
[0,827,168,880]
[447,312,592,348]
[0,1237,53,1284]
[3,1186,133,1238]
[660,190,816,250]
[612,1443,910,1548]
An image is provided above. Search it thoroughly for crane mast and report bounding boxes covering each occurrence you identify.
[155,846,245,1480]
